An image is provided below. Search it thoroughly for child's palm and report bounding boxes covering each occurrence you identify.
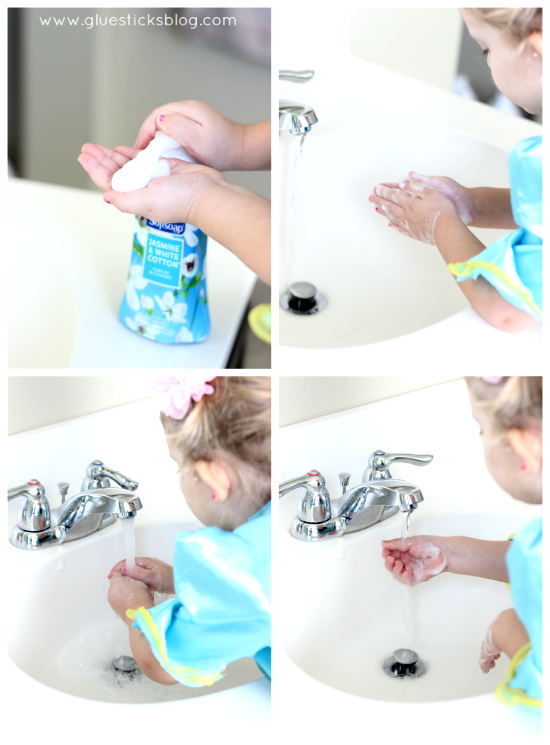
[381,536,448,586]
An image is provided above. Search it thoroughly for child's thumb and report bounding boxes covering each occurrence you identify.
[156,110,200,154]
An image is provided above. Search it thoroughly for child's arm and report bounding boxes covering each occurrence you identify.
[480,608,530,673]
[382,535,510,585]
[433,214,537,332]
[108,571,178,685]
[79,146,271,284]
[397,173,517,230]
[467,187,517,229]
[369,183,537,332]
[127,623,178,685]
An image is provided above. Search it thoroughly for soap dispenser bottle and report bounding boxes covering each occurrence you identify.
[118,142,210,344]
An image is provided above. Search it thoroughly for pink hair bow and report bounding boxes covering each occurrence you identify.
[153,375,216,420]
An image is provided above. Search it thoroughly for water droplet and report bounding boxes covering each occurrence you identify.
[58,560,65,571]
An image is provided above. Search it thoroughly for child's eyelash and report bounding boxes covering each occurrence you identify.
[481,49,489,57]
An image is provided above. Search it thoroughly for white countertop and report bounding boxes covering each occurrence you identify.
[7,399,270,738]
[9,179,256,369]
[277,380,542,738]
[278,12,542,373]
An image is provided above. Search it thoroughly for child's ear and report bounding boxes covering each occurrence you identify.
[528,30,542,57]
[195,460,232,502]
[508,428,542,474]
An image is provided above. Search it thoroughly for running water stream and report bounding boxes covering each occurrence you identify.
[400,511,413,647]
[284,132,307,286]
[121,516,136,570]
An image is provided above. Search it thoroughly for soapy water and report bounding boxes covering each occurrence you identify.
[121,516,135,571]
[55,592,189,704]
[284,133,307,287]
[55,588,262,704]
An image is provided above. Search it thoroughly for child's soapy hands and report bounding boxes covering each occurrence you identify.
[108,570,154,624]
[479,617,503,674]
[370,179,461,245]
[381,536,448,586]
[108,557,175,595]
[134,100,269,172]
[398,172,475,225]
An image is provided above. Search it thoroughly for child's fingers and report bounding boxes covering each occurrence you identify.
[114,145,142,161]
[94,143,131,169]
[77,153,115,191]
[107,559,127,578]
[104,186,155,215]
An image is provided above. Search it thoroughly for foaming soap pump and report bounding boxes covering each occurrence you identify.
[114,131,210,344]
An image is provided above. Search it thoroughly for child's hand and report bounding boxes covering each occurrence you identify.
[108,558,175,594]
[79,142,226,225]
[134,100,247,172]
[381,536,448,586]
[370,181,461,245]
[399,172,476,225]
[479,617,503,673]
[108,571,154,624]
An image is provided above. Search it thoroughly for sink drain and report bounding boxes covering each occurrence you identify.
[112,655,138,673]
[383,648,427,679]
[280,282,326,315]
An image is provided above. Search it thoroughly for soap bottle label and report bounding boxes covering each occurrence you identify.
[119,216,210,344]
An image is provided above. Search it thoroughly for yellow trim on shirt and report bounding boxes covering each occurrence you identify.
[495,643,542,709]
[127,607,223,686]
[448,260,542,320]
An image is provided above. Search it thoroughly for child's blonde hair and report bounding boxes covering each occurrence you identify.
[161,376,271,509]
[469,8,542,42]
[466,376,542,431]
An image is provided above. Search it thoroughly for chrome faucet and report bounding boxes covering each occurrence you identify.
[279,69,318,134]
[8,461,142,550]
[279,450,433,542]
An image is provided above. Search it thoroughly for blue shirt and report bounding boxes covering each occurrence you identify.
[497,517,542,707]
[449,136,542,320]
[128,502,271,686]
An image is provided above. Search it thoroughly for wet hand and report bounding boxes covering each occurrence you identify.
[479,616,503,674]
[369,179,461,245]
[381,536,448,586]
[108,570,154,623]
[108,557,175,594]
[401,172,475,225]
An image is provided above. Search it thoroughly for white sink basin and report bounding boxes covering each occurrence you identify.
[9,520,263,704]
[280,127,511,349]
[9,247,78,367]
[281,511,530,703]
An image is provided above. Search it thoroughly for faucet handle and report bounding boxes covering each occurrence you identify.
[84,461,139,492]
[279,69,315,83]
[364,451,434,481]
[279,470,331,524]
[7,480,51,531]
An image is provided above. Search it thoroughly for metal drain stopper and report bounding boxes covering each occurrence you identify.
[280,282,327,315]
[383,648,427,679]
[112,655,138,673]
[392,648,418,676]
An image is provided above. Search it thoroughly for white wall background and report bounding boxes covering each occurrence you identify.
[349,8,462,92]
[280,376,461,427]
[8,377,153,434]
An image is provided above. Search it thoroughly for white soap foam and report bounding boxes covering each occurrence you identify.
[111,131,198,193]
